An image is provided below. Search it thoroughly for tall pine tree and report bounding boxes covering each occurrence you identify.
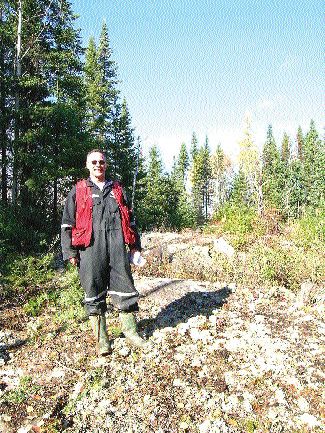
[108,98,138,193]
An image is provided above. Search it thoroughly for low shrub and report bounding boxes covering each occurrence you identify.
[4,254,55,291]
[210,204,267,248]
[54,266,85,324]
[289,207,325,248]
[23,290,58,317]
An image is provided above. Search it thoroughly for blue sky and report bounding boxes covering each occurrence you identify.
[71,0,324,169]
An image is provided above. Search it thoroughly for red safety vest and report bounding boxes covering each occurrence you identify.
[71,179,136,248]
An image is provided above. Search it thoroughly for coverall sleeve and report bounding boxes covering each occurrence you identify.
[61,185,78,261]
[122,187,142,251]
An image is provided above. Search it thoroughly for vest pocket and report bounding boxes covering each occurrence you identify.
[72,227,87,246]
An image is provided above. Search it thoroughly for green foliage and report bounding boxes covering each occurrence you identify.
[289,207,325,247]
[4,254,55,290]
[301,120,325,208]
[108,99,138,192]
[190,136,211,224]
[244,419,259,433]
[210,144,231,211]
[230,170,250,206]
[281,132,291,163]
[23,290,58,317]
[107,325,123,337]
[262,125,284,209]
[214,204,260,237]
[138,146,171,230]
[169,143,196,229]
[0,204,51,259]
[0,376,40,405]
[54,266,85,324]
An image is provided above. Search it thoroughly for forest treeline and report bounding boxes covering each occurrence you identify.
[1,0,324,260]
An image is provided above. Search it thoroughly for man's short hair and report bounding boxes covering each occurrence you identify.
[86,149,106,161]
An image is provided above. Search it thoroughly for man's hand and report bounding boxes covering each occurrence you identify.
[69,257,79,266]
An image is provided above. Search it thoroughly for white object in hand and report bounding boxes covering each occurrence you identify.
[130,251,147,267]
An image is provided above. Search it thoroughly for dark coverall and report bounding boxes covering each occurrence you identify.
[61,178,140,315]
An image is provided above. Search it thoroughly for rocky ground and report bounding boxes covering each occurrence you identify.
[0,232,324,433]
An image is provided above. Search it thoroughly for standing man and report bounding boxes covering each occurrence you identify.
[61,149,145,356]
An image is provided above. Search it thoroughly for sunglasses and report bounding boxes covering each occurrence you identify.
[91,160,106,166]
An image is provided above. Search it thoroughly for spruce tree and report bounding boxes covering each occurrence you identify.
[108,98,138,193]
[262,125,283,209]
[139,146,170,229]
[301,120,324,207]
[84,36,104,139]
[84,23,119,144]
[296,126,304,160]
[98,22,118,117]
[230,169,249,206]
[169,143,194,228]
[177,142,190,183]
[190,132,199,160]
[210,144,231,211]
[190,136,211,224]
[281,132,291,164]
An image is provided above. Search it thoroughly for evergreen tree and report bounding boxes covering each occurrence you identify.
[210,144,231,211]
[169,143,194,228]
[296,126,304,160]
[108,98,138,193]
[281,132,291,164]
[190,136,211,224]
[139,146,170,229]
[84,36,103,139]
[177,142,189,183]
[98,22,118,115]
[262,125,283,209]
[84,22,119,144]
[190,132,199,161]
[1,0,86,249]
[301,120,324,207]
[284,158,304,218]
[230,169,249,205]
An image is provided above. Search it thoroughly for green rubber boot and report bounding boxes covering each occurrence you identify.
[89,314,112,356]
[119,312,146,349]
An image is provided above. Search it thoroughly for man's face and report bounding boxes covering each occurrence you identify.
[86,152,107,181]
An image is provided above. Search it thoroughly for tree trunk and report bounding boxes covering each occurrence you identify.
[53,178,58,231]
[12,0,22,204]
[0,7,7,203]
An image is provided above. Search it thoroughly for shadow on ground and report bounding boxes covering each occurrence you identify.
[139,287,231,337]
